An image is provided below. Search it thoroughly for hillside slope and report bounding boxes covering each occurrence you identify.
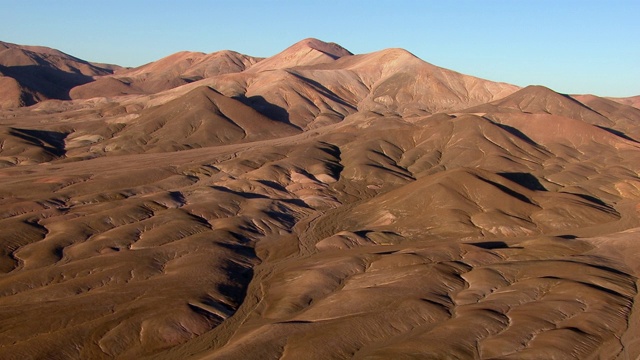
[0,39,639,360]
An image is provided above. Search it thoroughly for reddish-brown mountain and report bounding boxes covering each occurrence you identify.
[0,38,639,360]
[0,41,120,108]
[70,50,261,99]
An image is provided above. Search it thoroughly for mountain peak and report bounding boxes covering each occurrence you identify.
[245,38,352,73]
[293,38,353,58]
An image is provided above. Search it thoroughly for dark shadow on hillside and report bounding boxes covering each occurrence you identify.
[494,123,540,146]
[498,172,547,191]
[596,126,639,143]
[564,192,611,209]
[557,234,578,239]
[481,177,533,205]
[232,94,298,129]
[256,179,288,192]
[208,242,256,324]
[9,128,68,157]
[469,241,522,250]
[167,191,187,207]
[211,185,269,199]
[0,64,95,102]
[217,263,254,308]
[211,184,310,208]
[289,72,356,110]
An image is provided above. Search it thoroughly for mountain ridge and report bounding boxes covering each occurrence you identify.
[0,38,639,359]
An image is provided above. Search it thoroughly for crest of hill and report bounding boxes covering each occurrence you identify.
[0,40,121,107]
[93,86,300,154]
[118,41,521,129]
[0,41,119,76]
[343,167,619,239]
[606,95,640,109]
[72,38,353,102]
[467,85,614,126]
[462,86,640,149]
[244,38,353,73]
[574,94,640,123]
[2,38,518,115]
[70,50,261,99]
[290,47,519,115]
[571,94,640,141]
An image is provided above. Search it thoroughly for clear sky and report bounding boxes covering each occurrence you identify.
[2,0,638,97]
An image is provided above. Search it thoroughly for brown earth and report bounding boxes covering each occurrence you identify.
[0,41,120,108]
[606,95,640,109]
[0,38,639,360]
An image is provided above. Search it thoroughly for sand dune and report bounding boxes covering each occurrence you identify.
[0,38,639,360]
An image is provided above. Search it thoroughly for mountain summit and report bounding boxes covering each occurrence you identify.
[244,37,353,73]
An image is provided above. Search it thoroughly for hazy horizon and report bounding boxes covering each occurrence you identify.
[2,0,639,97]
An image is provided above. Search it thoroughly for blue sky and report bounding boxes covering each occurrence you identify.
[2,0,638,97]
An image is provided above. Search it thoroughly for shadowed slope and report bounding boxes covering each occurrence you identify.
[194,45,518,129]
[0,41,120,107]
[573,94,640,141]
[341,167,619,239]
[0,75,31,109]
[0,127,67,166]
[92,86,300,154]
[0,41,118,76]
[122,38,520,133]
[468,85,613,126]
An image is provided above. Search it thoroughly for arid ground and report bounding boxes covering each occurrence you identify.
[1,38,640,359]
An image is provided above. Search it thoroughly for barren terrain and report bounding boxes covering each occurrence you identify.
[0,38,639,359]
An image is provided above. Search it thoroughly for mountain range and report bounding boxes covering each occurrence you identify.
[0,38,639,359]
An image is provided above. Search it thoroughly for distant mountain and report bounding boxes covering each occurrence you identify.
[311,47,518,115]
[70,50,261,99]
[606,95,640,109]
[0,41,119,73]
[152,39,520,129]
[0,38,639,360]
[0,41,120,108]
[62,38,513,135]
[467,85,613,126]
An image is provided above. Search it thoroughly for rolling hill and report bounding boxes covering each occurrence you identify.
[0,38,639,360]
